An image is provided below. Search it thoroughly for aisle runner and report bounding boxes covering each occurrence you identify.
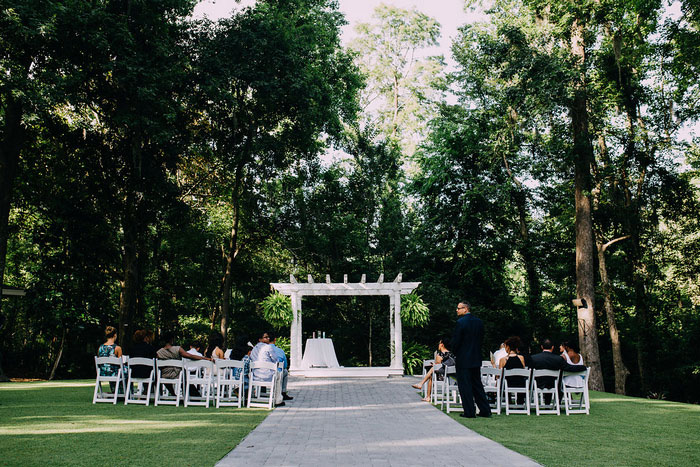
[217,377,539,467]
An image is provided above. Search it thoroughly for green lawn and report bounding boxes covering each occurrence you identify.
[449,391,700,466]
[0,380,268,466]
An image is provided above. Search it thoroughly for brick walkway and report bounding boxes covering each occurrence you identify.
[216,376,539,467]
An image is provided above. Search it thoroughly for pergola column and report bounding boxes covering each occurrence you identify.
[392,290,403,369]
[290,292,302,370]
[389,294,396,368]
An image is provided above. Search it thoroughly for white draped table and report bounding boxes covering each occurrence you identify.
[301,338,341,369]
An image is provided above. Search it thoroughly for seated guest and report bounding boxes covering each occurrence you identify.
[561,341,586,388]
[130,329,157,379]
[412,337,455,402]
[531,338,586,402]
[499,336,527,403]
[97,326,123,392]
[157,332,210,397]
[205,333,225,360]
[187,341,203,357]
[269,333,293,401]
[250,331,283,406]
[492,342,507,369]
[231,340,252,383]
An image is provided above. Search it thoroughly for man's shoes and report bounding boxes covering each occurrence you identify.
[459,413,476,418]
[477,412,491,418]
[282,393,294,401]
[276,402,286,407]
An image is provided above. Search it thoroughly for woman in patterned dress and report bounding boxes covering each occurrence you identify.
[97,326,123,391]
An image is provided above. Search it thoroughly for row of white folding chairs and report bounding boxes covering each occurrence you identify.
[93,356,281,409]
[433,365,590,416]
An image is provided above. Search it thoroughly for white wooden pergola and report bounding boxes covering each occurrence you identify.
[271,273,420,376]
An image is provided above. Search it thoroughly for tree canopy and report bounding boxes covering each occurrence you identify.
[0,0,698,402]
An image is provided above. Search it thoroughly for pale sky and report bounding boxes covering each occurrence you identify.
[192,0,488,70]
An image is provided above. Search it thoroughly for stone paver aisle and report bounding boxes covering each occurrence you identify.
[217,376,539,467]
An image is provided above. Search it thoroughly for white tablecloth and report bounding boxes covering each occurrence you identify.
[301,338,340,369]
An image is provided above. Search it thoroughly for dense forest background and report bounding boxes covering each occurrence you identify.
[1,0,699,402]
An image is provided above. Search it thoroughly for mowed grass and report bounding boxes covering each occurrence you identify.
[449,391,700,466]
[0,380,268,466]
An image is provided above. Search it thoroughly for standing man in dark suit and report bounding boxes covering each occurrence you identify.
[451,300,491,418]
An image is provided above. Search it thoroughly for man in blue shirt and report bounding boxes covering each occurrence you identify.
[270,333,293,401]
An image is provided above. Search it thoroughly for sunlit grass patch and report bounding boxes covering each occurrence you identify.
[0,379,268,466]
[450,390,700,466]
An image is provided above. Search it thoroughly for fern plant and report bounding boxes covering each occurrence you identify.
[402,341,432,375]
[260,292,293,329]
[400,293,430,327]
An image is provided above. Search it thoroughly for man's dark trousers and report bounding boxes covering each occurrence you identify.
[456,366,491,417]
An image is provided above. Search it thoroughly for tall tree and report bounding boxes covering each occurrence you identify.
[349,4,444,156]
[189,0,361,343]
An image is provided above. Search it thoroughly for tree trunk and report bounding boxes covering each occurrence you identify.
[503,150,541,338]
[392,74,399,139]
[220,163,244,345]
[48,327,67,381]
[368,310,373,367]
[618,67,653,395]
[119,196,139,350]
[569,19,604,391]
[515,188,541,337]
[0,93,25,318]
[597,236,630,394]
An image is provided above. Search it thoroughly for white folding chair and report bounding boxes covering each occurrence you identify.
[503,368,531,415]
[481,366,503,415]
[247,361,279,409]
[184,360,214,407]
[93,356,126,404]
[443,366,463,413]
[428,363,444,405]
[216,359,245,408]
[531,369,560,415]
[561,368,590,415]
[124,358,156,406]
[420,359,435,397]
[155,359,184,406]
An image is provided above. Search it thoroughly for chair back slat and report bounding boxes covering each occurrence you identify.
[216,359,244,370]
[184,360,214,370]
[157,359,184,368]
[127,357,155,367]
[95,356,123,366]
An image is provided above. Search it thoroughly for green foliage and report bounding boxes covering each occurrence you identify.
[260,292,293,330]
[0,0,699,406]
[276,336,291,358]
[400,293,430,328]
[402,341,431,375]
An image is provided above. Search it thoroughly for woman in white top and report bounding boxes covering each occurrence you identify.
[205,333,225,360]
[561,341,585,388]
